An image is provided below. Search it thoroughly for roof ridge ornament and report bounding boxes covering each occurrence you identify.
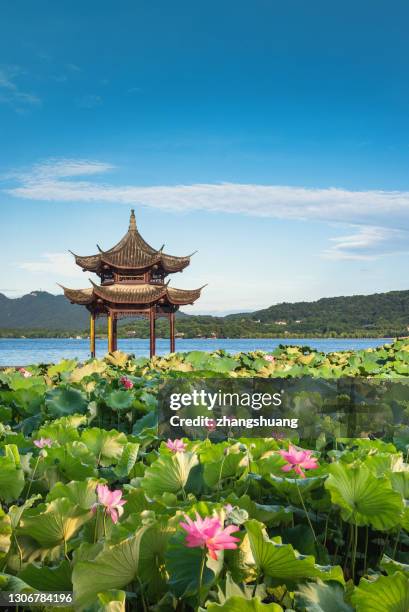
[70,213,192,273]
[129,209,137,231]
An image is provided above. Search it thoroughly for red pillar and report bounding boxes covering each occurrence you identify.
[150,306,156,358]
[170,311,175,353]
[113,316,118,351]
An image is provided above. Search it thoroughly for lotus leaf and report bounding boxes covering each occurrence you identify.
[352,572,409,611]
[325,462,404,530]
[0,444,25,502]
[72,524,150,609]
[45,386,88,417]
[18,497,91,549]
[206,596,283,610]
[141,451,198,497]
[244,520,344,586]
[295,580,353,612]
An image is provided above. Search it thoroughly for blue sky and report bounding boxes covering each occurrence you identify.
[1,0,409,313]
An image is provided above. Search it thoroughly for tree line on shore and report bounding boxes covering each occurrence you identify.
[1,288,408,339]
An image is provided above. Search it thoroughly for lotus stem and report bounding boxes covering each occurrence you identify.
[197,549,207,610]
[351,523,358,582]
[103,511,107,538]
[217,453,227,500]
[16,536,23,569]
[363,526,369,575]
[94,506,100,543]
[252,573,260,598]
[296,481,317,544]
[323,510,330,548]
[344,523,353,575]
[25,454,41,501]
[64,538,69,561]
[392,527,401,560]
[137,576,148,612]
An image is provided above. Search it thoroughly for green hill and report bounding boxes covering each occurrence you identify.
[225,290,409,337]
[0,291,89,332]
[1,289,409,338]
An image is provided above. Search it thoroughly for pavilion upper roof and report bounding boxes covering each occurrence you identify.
[61,281,205,307]
[72,210,193,274]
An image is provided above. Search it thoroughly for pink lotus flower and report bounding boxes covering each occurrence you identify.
[264,355,275,363]
[92,484,126,524]
[120,376,133,389]
[180,511,240,560]
[166,438,187,453]
[19,368,32,378]
[279,444,319,478]
[33,438,52,449]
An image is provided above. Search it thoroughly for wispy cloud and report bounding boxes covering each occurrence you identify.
[0,66,41,111]
[5,158,114,182]
[5,158,409,260]
[322,226,408,260]
[76,94,102,109]
[19,252,87,278]
[66,63,81,73]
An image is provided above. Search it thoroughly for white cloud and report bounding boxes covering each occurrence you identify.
[0,66,41,110]
[5,158,114,182]
[322,226,409,260]
[19,252,87,279]
[5,158,409,260]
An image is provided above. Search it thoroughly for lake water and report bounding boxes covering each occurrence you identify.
[0,337,392,366]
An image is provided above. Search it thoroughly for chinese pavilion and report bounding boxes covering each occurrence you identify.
[60,210,205,357]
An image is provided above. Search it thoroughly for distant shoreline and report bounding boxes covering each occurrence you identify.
[0,334,396,341]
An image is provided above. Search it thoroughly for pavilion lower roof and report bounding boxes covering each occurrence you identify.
[61,282,204,306]
[72,210,192,273]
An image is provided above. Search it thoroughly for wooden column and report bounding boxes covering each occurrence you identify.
[170,311,175,353]
[90,312,96,358]
[107,312,114,353]
[112,316,118,352]
[149,306,156,358]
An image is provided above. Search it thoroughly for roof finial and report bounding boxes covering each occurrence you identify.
[129,209,136,231]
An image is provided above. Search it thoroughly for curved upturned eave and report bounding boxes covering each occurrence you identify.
[161,254,191,273]
[71,252,102,272]
[72,250,191,274]
[166,285,206,305]
[59,284,94,305]
[60,281,206,307]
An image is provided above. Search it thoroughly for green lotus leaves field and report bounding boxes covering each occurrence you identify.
[1,340,409,610]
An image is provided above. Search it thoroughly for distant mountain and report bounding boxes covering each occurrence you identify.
[1,289,409,338]
[0,291,89,330]
[225,290,409,335]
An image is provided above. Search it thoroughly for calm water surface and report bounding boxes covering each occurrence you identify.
[0,337,392,365]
